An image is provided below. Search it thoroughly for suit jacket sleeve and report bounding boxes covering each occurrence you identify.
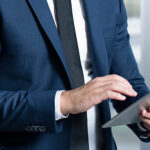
[0,8,63,134]
[0,90,63,134]
[110,0,150,142]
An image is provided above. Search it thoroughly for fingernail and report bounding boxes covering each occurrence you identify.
[131,90,137,96]
[128,90,135,95]
[133,91,137,96]
[143,110,146,115]
[121,95,126,100]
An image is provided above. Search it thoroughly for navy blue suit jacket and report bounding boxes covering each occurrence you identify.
[0,0,149,150]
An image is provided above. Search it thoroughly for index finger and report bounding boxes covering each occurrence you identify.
[102,74,133,88]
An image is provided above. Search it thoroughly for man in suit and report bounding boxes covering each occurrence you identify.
[0,0,150,150]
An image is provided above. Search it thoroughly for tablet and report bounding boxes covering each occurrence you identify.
[102,92,150,128]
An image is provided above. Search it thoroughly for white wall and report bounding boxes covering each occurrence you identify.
[140,0,150,149]
[140,0,150,87]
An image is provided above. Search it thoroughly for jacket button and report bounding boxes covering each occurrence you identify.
[31,126,40,132]
[39,126,46,132]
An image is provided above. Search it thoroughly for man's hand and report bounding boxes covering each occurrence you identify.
[140,108,150,131]
[60,74,137,115]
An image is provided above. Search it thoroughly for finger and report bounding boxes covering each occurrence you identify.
[94,79,128,87]
[95,75,137,93]
[99,80,133,91]
[94,75,129,86]
[93,75,134,92]
[140,116,150,128]
[104,74,132,88]
[105,82,137,97]
[101,90,126,101]
[141,110,150,119]
[92,80,134,96]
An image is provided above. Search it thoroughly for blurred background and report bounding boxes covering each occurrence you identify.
[110,0,150,150]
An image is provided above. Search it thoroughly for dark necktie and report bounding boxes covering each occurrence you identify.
[55,0,89,150]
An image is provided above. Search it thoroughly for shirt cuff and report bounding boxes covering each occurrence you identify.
[137,123,150,139]
[138,123,147,132]
[55,90,69,121]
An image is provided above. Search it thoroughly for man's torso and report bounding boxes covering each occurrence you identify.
[0,0,118,149]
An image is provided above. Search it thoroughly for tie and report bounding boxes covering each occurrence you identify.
[55,0,89,150]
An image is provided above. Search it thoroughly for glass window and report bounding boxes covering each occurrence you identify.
[125,0,141,64]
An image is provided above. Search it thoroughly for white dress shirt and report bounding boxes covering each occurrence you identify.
[47,0,96,150]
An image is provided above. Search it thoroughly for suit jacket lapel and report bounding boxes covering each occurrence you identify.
[82,0,109,77]
[26,0,109,88]
[26,0,72,88]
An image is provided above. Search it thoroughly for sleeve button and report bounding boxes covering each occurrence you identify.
[39,126,46,132]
